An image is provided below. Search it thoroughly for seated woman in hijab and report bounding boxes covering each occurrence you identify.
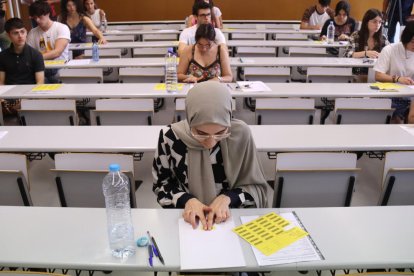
[153,82,268,230]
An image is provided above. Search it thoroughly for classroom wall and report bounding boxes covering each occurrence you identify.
[96,0,383,22]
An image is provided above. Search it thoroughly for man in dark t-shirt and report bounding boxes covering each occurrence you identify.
[0,18,45,85]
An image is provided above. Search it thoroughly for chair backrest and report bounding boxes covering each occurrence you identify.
[133,47,168,58]
[84,48,122,59]
[119,67,164,83]
[244,67,290,82]
[235,46,277,57]
[379,151,414,206]
[307,67,353,83]
[93,98,154,125]
[333,98,393,124]
[0,153,32,206]
[19,99,77,126]
[288,47,328,57]
[53,153,136,208]
[255,98,315,125]
[59,68,103,84]
[274,152,358,208]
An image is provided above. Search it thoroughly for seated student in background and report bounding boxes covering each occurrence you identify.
[0,18,45,85]
[153,82,268,230]
[320,0,356,41]
[178,0,226,56]
[59,0,107,59]
[83,0,107,30]
[177,24,232,83]
[0,1,11,51]
[27,1,70,83]
[186,0,223,29]
[300,0,334,30]
[374,21,414,123]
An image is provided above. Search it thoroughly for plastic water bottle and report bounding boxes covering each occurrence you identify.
[327,21,335,44]
[100,17,107,33]
[92,42,99,62]
[102,164,136,258]
[165,47,178,93]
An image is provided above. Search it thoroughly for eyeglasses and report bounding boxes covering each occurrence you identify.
[191,127,231,141]
[198,13,211,18]
[196,42,212,49]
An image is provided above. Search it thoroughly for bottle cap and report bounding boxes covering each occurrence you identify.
[167,47,174,54]
[109,163,120,172]
[136,236,149,247]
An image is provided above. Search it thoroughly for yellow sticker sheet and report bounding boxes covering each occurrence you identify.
[370,82,402,91]
[154,83,184,91]
[233,212,308,256]
[31,84,63,91]
[44,60,66,65]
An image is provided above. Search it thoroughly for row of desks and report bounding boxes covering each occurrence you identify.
[0,125,413,153]
[1,206,413,271]
[1,83,413,99]
[44,57,375,70]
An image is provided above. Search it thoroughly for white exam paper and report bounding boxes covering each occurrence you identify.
[67,59,91,66]
[236,81,271,92]
[0,131,8,140]
[0,85,16,96]
[400,125,414,137]
[240,212,323,266]
[178,218,246,270]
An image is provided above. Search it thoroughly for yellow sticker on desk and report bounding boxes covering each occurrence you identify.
[370,82,402,91]
[31,84,62,91]
[85,42,93,47]
[154,83,184,90]
[44,60,66,65]
[233,212,308,256]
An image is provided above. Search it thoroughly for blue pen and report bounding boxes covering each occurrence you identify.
[148,244,153,267]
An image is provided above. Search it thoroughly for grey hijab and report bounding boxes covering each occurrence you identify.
[171,82,268,207]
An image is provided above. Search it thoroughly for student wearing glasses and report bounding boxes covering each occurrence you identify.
[153,82,268,230]
[375,21,414,123]
[186,0,223,29]
[177,24,232,83]
[178,0,226,56]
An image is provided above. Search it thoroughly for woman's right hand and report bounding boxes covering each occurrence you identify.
[366,50,380,58]
[183,75,200,83]
[183,198,212,230]
[397,76,414,85]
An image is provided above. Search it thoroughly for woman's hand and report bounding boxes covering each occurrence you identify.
[397,76,414,85]
[183,198,212,230]
[98,37,108,44]
[365,50,380,58]
[338,34,349,41]
[206,195,231,230]
[183,75,200,83]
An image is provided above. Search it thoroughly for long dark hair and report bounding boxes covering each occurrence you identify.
[60,0,85,24]
[357,9,384,52]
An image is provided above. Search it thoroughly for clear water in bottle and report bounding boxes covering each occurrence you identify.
[102,164,136,258]
[100,19,107,33]
[92,42,99,62]
[327,21,335,44]
[165,48,178,93]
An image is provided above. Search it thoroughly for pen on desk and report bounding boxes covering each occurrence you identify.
[226,83,233,90]
[147,231,165,265]
[148,244,153,267]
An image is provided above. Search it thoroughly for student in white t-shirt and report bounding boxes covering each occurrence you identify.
[27,1,70,83]
[300,0,334,30]
[375,21,414,123]
[186,0,223,29]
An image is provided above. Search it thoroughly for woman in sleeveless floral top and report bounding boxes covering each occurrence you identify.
[178,24,232,83]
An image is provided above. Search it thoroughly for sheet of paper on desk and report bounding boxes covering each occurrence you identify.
[67,59,91,66]
[400,125,414,137]
[0,85,16,95]
[240,212,323,266]
[236,81,271,92]
[28,84,62,94]
[178,218,246,270]
[408,85,414,90]
[0,131,8,140]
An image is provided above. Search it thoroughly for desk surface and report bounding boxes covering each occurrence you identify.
[2,83,413,99]
[0,125,413,153]
[44,57,374,70]
[0,206,413,271]
[69,40,348,50]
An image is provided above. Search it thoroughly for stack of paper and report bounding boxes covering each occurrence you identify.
[370,82,402,92]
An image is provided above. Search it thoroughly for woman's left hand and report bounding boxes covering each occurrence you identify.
[338,34,349,41]
[206,195,231,230]
[98,37,108,44]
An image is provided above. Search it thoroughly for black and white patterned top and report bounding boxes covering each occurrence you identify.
[152,125,256,209]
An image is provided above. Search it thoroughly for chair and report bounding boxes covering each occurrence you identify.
[119,67,164,83]
[58,68,103,84]
[255,98,315,125]
[332,98,393,124]
[243,67,290,82]
[133,47,168,58]
[0,153,32,206]
[307,67,353,83]
[52,153,136,208]
[19,99,78,126]
[92,98,154,125]
[379,151,414,206]
[273,152,359,208]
